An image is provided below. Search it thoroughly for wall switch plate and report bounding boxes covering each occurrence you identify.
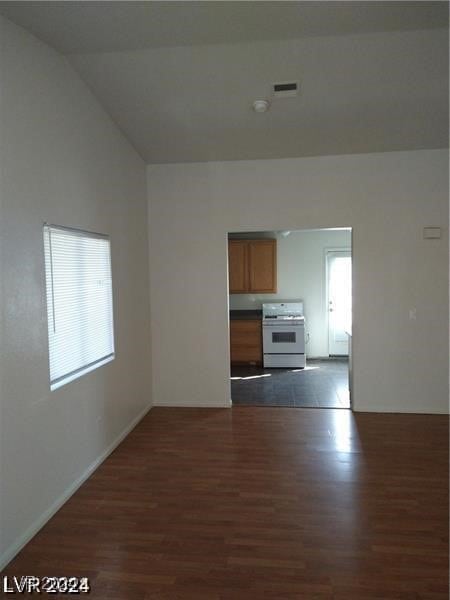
[423,227,441,239]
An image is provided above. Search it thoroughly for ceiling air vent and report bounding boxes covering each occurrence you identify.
[272,81,299,99]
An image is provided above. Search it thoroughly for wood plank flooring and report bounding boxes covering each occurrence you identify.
[2,407,448,599]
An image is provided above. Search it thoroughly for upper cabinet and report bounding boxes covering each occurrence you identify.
[228,239,277,294]
[228,240,248,293]
[248,240,277,292]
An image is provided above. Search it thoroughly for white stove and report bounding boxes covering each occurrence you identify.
[262,302,306,368]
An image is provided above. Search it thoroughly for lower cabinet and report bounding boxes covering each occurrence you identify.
[230,319,262,365]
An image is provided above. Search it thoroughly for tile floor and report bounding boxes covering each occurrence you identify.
[231,358,350,408]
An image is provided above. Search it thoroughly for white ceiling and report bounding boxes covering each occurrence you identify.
[0,1,447,53]
[0,1,448,163]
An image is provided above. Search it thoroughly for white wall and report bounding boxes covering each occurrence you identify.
[147,149,448,414]
[229,229,352,357]
[0,17,151,567]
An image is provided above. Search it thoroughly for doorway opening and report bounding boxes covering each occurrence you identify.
[327,250,352,356]
[228,228,352,409]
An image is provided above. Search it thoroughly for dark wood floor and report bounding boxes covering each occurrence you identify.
[3,407,448,599]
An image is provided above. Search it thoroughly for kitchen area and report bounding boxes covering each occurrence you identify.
[228,229,352,408]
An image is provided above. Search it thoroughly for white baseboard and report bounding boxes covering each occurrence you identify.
[353,405,449,415]
[153,401,231,408]
[0,403,152,571]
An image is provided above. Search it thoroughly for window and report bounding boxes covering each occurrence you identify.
[43,224,115,390]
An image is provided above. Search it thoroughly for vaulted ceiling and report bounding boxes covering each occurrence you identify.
[1,1,448,163]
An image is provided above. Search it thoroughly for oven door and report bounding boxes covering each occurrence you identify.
[263,323,305,355]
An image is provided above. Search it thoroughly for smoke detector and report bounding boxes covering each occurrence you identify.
[252,99,270,113]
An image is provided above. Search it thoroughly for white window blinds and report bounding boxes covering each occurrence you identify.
[43,224,115,390]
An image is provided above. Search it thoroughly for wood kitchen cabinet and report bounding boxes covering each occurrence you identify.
[228,240,248,293]
[230,319,262,365]
[228,239,277,294]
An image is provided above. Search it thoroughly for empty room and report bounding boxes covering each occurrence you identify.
[0,2,448,598]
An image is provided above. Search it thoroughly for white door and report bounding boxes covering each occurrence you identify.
[327,250,352,356]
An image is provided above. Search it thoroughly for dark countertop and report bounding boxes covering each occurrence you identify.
[230,309,262,320]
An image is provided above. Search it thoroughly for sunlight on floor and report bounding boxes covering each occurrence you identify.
[230,373,272,381]
[290,365,320,372]
[336,384,350,407]
[330,410,355,452]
